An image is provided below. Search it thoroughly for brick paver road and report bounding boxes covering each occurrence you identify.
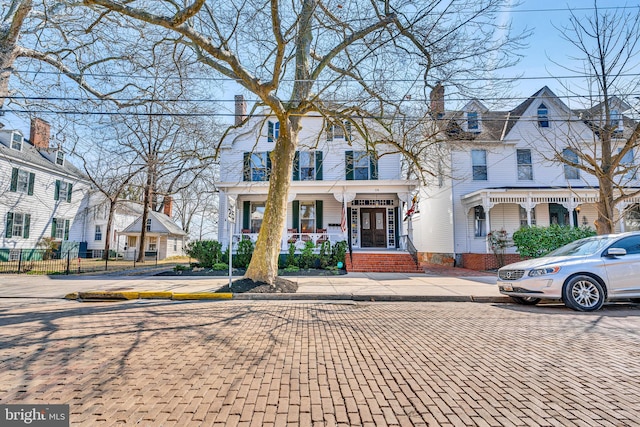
[1,299,639,426]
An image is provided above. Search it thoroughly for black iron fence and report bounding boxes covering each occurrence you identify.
[0,249,159,275]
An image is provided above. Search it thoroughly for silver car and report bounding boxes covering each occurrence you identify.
[497,232,640,311]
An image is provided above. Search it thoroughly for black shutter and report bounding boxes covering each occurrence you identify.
[370,154,378,180]
[27,173,35,195]
[54,180,60,200]
[51,218,57,238]
[23,214,30,238]
[64,220,70,240]
[243,153,251,181]
[10,168,18,192]
[293,151,300,181]
[345,151,354,180]
[316,200,323,229]
[5,213,13,238]
[242,201,250,230]
[67,183,73,202]
[292,201,300,231]
[315,151,323,180]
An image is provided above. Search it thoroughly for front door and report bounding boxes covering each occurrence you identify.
[360,208,387,248]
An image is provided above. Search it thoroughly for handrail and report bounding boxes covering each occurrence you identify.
[399,234,419,267]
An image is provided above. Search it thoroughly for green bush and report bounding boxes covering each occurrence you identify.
[331,241,348,268]
[299,240,316,269]
[318,241,332,269]
[174,264,190,272]
[212,263,229,271]
[185,240,223,268]
[512,225,596,258]
[235,238,254,268]
[285,243,298,268]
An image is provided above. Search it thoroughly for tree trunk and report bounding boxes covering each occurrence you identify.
[595,182,615,234]
[102,199,117,260]
[137,173,153,263]
[243,121,298,285]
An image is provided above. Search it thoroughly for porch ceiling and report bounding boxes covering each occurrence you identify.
[218,179,419,195]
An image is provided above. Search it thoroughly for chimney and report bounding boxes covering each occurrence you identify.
[30,118,50,149]
[235,95,246,125]
[163,196,173,217]
[430,83,445,118]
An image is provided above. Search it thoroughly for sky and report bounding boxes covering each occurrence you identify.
[2,0,637,134]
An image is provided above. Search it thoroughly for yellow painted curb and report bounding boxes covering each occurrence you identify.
[79,291,140,300]
[138,291,173,299]
[172,293,233,300]
[64,292,79,300]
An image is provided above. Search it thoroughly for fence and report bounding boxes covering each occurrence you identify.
[0,248,159,275]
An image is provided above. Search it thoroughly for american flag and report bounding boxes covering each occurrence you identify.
[340,199,347,233]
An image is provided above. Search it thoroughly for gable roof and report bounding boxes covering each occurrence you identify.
[121,210,186,236]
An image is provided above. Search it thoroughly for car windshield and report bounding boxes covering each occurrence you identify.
[545,236,614,257]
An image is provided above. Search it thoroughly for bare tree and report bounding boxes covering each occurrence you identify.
[80,0,526,284]
[172,169,219,239]
[549,2,640,234]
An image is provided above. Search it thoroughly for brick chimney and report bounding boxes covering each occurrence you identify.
[235,95,246,125]
[163,196,173,217]
[30,118,50,149]
[430,83,445,118]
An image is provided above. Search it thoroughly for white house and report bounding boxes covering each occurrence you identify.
[411,85,640,269]
[0,118,91,260]
[216,96,421,272]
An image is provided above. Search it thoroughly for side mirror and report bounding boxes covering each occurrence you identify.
[606,247,627,257]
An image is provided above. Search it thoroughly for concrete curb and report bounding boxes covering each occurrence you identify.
[65,291,510,303]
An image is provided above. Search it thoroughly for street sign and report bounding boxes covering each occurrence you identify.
[227,196,236,223]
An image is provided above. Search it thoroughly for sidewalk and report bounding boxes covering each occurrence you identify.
[0,265,508,303]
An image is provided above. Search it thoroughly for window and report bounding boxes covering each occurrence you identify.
[537,103,549,128]
[563,148,580,180]
[612,236,640,255]
[148,241,157,251]
[267,121,280,142]
[299,152,315,181]
[5,212,30,238]
[250,202,265,233]
[56,151,65,166]
[619,148,636,180]
[11,133,23,151]
[624,204,640,231]
[299,201,316,233]
[326,121,352,141]
[174,238,178,252]
[610,109,623,134]
[517,149,533,180]
[146,218,152,232]
[519,206,536,227]
[51,218,70,240]
[55,180,72,202]
[471,149,487,181]
[467,111,479,131]
[346,151,378,180]
[95,225,102,241]
[10,168,34,195]
[243,152,271,182]
[474,206,486,237]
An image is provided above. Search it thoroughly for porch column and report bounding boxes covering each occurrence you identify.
[285,193,297,250]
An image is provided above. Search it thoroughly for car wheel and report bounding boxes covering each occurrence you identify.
[510,296,541,305]
[562,275,605,312]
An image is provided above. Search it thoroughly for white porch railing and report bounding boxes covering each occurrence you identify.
[231,231,346,251]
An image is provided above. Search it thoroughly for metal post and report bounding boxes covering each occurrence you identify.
[66,251,71,275]
[229,218,233,289]
[17,249,23,274]
[133,249,137,268]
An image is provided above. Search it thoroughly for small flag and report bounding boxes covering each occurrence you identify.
[340,198,347,233]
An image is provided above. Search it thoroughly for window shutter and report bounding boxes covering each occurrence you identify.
[67,183,73,202]
[27,173,35,196]
[293,151,300,181]
[345,151,354,180]
[268,121,274,142]
[370,154,378,180]
[23,214,30,238]
[315,151,323,180]
[10,168,18,192]
[292,201,300,231]
[5,213,13,238]
[54,180,60,200]
[316,200,323,229]
[51,218,57,238]
[242,201,250,230]
[243,153,251,181]
[64,220,70,240]
[266,151,272,180]
[345,121,352,142]
[326,124,333,141]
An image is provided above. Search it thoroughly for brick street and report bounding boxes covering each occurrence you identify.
[1,299,639,426]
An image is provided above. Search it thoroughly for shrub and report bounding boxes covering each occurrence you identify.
[331,241,348,268]
[37,237,59,261]
[174,264,190,272]
[512,225,596,258]
[299,240,316,269]
[212,263,229,271]
[285,243,298,268]
[185,240,223,268]
[318,241,332,269]
[235,238,254,268]
[487,229,509,268]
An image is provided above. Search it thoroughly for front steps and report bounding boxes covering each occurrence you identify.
[345,252,424,273]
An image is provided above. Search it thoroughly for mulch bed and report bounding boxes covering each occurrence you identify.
[215,277,298,293]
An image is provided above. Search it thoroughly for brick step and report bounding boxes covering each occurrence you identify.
[346,253,424,273]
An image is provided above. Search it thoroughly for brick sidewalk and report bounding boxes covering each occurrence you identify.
[1,299,639,426]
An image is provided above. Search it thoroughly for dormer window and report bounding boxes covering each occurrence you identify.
[326,121,352,141]
[267,121,280,142]
[11,133,23,151]
[56,150,65,166]
[467,111,479,132]
[537,103,549,128]
[146,218,152,232]
[610,109,623,134]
